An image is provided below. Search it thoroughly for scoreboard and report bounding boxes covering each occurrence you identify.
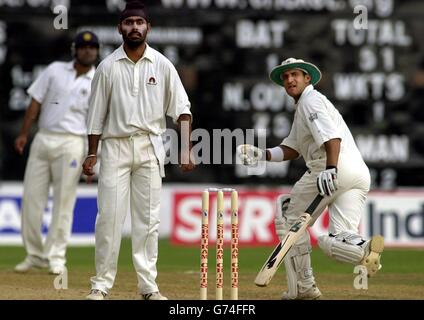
[0,0,423,189]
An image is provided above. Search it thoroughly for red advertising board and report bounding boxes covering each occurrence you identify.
[171,190,330,246]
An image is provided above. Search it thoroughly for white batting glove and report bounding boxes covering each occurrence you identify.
[236,144,265,166]
[275,215,285,241]
[275,195,290,241]
[317,167,339,196]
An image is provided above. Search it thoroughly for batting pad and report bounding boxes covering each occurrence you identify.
[284,243,316,299]
[318,234,365,265]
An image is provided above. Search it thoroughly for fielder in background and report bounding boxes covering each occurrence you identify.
[237,58,384,300]
[83,0,195,301]
[14,31,100,275]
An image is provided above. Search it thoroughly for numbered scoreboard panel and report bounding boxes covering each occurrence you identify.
[0,0,423,188]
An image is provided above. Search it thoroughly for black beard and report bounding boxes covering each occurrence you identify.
[123,35,145,49]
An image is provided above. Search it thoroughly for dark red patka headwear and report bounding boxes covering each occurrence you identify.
[120,0,149,23]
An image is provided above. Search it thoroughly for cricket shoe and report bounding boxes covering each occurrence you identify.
[140,292,168,300]
[86,289,108,300]
[14,257,48,273]
[361,235,384,277]
[281,285,322,300]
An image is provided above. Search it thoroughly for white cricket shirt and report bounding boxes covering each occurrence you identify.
[282,84,363,169]
[87,44,191,138]
[87,44,191,177]
[27,61,95,136]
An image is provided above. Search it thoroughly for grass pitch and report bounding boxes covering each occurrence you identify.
[0,239,423,300]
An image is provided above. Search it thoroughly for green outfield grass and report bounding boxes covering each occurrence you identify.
[0,239,423,300]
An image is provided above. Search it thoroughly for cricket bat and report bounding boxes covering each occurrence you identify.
[254,194,324,287]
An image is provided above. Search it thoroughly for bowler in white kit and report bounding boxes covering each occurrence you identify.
[83,0,195,300]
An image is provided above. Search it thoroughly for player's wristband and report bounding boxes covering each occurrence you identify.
[266,146,285,162]
[86,154,97,158]
[326,165,337,172]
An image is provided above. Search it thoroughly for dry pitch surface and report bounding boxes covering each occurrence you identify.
[0,239,423,300]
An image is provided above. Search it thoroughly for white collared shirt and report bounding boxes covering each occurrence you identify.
[87,44,191,138]
[282,84,363,169]
[27,61,95,136]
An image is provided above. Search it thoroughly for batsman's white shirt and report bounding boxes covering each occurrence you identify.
[280,84,370,240]
[282,84,363,169]
[87,44,191,295]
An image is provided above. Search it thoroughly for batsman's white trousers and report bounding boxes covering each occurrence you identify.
[21,130,84,268]
[90,133,162,295]
[285,153,371,247]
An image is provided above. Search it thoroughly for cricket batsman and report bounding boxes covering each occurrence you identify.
[237,58,384,300]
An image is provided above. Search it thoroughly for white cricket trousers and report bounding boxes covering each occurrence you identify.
[90,133,162,295]
[285,153,371,247]
[21,130,84,267]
